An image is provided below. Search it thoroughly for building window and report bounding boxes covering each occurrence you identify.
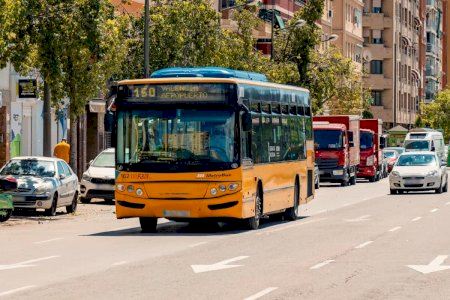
[371,91,383,106]
[372,30,383,44]
[370,60,383,74]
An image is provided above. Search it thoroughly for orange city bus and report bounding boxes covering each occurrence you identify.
[113,68,315,232]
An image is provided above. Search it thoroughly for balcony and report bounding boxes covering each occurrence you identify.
[364,74,392,90]
[363,14,392,29]
[364,44,392,60]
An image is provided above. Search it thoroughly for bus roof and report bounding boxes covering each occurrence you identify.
[150,67,269,82]
[117,77,309,93]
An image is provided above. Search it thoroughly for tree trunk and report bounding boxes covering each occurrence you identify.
[43,80,52,157]
[69,114,78,176]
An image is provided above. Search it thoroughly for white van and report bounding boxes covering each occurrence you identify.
[404,129,446,161]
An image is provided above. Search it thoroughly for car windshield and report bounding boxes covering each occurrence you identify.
[117,108,237,171]
[383,151,397,158]
[314,130,343,150]
[92,152,115,168]
[404,140,430,151]
[360,132,374,150]
[396,154,436,166]
[0,159,55,177]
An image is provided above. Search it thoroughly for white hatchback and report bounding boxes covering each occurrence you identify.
[80,148,115,203]
[389,151,448,194]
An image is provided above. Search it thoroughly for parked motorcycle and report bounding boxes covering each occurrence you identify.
[0,176,17,222]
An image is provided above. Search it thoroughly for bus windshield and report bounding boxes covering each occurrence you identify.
[314,130,343,150]
[360,132,374,150]
[404,140,430,151]
[117,108,237,171]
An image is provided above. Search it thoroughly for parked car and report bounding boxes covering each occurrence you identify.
[384,147,405,155]
[0,157,79,216]
[80,148,115,204]
[383,149,400,173]
[0,176,17,222]
[314,163,320,189]
[389,151,448,194]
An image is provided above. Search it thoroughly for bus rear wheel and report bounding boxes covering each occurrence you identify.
[284,181,300,221]
[244,190,262,230]
[140,217,158,233]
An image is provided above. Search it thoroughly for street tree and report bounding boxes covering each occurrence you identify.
[0,0,127,173]
[420,89,450,141]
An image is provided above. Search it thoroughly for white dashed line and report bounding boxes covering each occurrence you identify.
[256,218,326,235]
[411,217,422,222]
[112,261,128,266]
[189,242,208,248]
[430,208,439,213]
[354,241,374,249]
[389,226,402,232]
[34,238,64,244]
[310,260,335,270]
[244,287,278,300]
[0,285,36,297]
[445,202,450,205]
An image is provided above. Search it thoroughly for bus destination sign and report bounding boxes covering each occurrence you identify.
[127,83,231,102]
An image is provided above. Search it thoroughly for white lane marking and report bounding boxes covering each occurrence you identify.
[34,238,64,244]
[310,260,335,270]
[354,241,374,249]
[244,287,278,300]
[256,218,326,235]
[191,256,249,274]
[112,261,127,266]
[412,217,422,222]
[0,286,36,297]
[389,226,402,232]
[344,215,371,222]
[189,242,208,248]
[408,255,450,274]
[430,208,439,213]
[0,255,60,271]
[445,202,450,205]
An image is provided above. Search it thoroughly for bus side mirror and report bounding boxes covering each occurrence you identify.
[242,112,252,132]
[380,137,386,149]
[431,146,436,151]
[347,131,354,147]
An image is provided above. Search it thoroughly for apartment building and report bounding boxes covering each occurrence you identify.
[425,0,444,101]
[443,0,448,87]
[363,0,423,129]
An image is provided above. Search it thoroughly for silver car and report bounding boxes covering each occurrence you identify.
[0,157,79,216]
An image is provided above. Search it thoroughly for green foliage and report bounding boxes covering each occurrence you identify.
[420,89,450,141]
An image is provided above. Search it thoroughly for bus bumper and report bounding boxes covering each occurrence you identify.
[115,192,255,220]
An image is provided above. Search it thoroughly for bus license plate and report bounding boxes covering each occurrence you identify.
[163,210,190,217]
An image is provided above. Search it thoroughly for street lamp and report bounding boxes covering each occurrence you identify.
[273,18,307,60]
[321,34,339,43]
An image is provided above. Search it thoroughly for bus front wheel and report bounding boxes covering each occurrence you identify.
[140,217,158,233]
[244,190,262,230]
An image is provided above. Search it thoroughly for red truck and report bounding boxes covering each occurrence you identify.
[357,119,386,182]
[313,115,360,186]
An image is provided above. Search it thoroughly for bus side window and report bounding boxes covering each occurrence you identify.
[251,114,262,164]
[261,116,272,162]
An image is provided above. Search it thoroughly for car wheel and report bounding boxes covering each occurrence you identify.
[139,217,158,233]
[390,189,397,195]
[45,195,58,216]
[350,175,357,185]
[315,181,320,189]
[244,189,262,230]
[80,197,91,204]
[435,183,443,194]
[66,193,78,214]
[368,176,376,183]
[0,209,12,222]
[443,181,448,193]
[284,181,300,221]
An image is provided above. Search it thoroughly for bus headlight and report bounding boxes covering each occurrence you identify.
[219,185,226,192]
[136,188,144,196]
[127,185,134,193]
[116,184,125,192]
[210,188,218,196]
[228,183,238,191]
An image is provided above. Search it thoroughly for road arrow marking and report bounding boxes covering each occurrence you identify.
[34,238,63,244]
[0,255,60,271]
[407,255,450,274]
[430,208,439,213]
[344,215,371,222]
[191,256,249,273]
[310,260,335,270]
[389,226,402,232]
[355,241,374,249]
[244,287,278,300]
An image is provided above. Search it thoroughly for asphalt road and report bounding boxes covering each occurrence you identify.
[1,177,449,299]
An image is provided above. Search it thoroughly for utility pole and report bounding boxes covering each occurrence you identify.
[144,0,150,78]
[270,0,275,60]
[43,80,52,157]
